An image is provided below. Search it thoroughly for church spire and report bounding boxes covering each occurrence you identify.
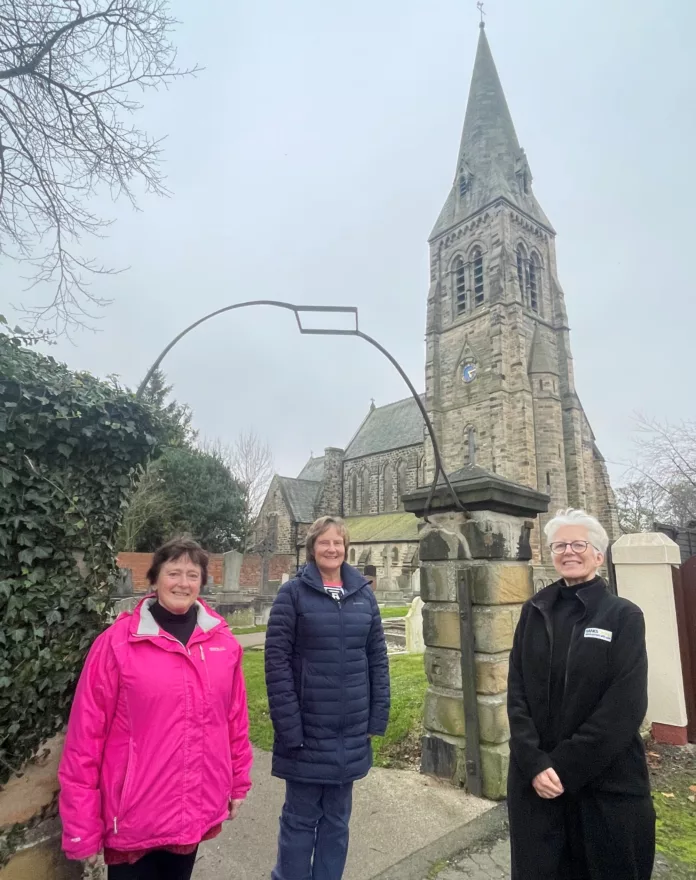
[430,23,553,239]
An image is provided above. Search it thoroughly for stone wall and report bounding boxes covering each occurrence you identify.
[419,511,533,799]
[0,735,81,879]
[346,541,420,599]
[252,476,296,554]
[342,446,424,515]
[314,447,344,518]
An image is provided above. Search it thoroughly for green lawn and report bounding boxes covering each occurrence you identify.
[231,624,268,635]
[242,651,427,768]
[379,606,410,619]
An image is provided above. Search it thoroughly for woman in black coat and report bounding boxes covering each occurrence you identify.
[507,508,655,880]
[265,515,390,880]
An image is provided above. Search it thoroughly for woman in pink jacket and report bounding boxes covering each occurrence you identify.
[59,537,253,880]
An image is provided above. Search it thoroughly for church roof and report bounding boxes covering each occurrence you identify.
[344,397,425,461]
[277,477,320,523]
[297,455,325,481]
[344,512,420,543]
[430,24,554,240]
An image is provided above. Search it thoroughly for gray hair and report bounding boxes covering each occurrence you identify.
[544,508,609,554]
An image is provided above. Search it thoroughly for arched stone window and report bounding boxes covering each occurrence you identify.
[465,426,477,466]
[453,256,467,315]
[350,472,358,513]
[383,463,395,512]
[361,468,370,514]
[529,252,540,313]
[396,459,407,509]
[516,244,528,304]
[471,248,484,306]
[418,455,425,487]
[349,548,356,564]
[391,547,399,565]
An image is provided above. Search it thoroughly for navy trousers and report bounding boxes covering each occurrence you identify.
[272,781,354,880]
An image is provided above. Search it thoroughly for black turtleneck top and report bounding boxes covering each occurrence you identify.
[150,600,197,647]
[547,576,601,746]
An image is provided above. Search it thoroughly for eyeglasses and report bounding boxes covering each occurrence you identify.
[549,540,595,556]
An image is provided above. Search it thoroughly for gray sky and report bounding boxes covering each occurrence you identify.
[10,0,696,485]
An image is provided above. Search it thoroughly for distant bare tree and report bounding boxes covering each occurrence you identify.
[621,415,696,528]
[0,0,198,333]
[200,431,274,550]
[614,480,666,534]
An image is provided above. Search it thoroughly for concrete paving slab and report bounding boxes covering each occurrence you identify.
[194,749,499,880]
[234,631,267,649]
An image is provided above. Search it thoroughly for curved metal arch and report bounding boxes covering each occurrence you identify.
[136,299,465,521]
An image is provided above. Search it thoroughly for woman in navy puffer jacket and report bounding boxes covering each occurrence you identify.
[265,515,390,880]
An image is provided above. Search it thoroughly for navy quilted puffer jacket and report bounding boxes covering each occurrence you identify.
[264,562,390,785]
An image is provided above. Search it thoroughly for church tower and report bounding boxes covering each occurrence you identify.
[424,22,618,565]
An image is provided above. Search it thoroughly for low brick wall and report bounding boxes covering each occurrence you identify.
[116,552,224,591]
[239,554,296,590]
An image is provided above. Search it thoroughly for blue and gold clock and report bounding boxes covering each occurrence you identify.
[462,362,477,384]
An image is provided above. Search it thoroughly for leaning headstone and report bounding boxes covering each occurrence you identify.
[405,596,425,654]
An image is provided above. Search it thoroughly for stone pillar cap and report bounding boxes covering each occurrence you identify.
[403,465,549,519]
[612,532,681,565]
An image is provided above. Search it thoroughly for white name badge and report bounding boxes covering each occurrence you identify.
[584,627,612,643]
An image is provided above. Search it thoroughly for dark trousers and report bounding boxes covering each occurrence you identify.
[272,780,354,880]
[508,766,655,880]
[107,848,198,880]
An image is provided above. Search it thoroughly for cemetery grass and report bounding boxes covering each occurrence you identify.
[648,740,696,875]
[231,624,268,634]
[242,650,427,769]
[231,606,408,635]
[380,606,410,619]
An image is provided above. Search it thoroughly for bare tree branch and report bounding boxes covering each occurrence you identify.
[200,432,275,552]
[620,414,696,528]
[0,0,199,334]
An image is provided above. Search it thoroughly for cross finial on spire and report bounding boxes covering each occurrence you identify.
[477,1,486,27]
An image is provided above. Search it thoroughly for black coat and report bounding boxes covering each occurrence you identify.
[264,562,390,785]
[507,578,654,880]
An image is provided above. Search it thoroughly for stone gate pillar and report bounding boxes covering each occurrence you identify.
[403,466,548,800]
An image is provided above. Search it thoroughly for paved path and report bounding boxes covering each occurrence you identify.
[429,835,679,880]
[194,748,496,880]
[234,631,266,649]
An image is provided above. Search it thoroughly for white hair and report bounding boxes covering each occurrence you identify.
[544,508,609,554]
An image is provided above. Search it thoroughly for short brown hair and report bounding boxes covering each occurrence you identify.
[305,516,350,564]
[146,537,209,587]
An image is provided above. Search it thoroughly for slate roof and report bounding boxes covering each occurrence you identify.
[431,25,553,240]
[344,397,425,461]
[344,513,420,543]
[277,477,320,523]
[297,456,325,481]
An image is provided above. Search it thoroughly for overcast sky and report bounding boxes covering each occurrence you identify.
[8,0,695,485]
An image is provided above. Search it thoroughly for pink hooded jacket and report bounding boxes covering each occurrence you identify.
[58,596,252,861]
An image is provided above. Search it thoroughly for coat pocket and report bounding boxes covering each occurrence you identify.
[300,660,307,709]
[115,738,135,830]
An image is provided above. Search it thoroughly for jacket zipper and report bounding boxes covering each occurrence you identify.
[541,610,554,720]
[562,622,579,706]
[199,643,212,690]
[338,596,345,783]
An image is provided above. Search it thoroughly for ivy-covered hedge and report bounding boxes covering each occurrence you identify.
[0,331,164,786]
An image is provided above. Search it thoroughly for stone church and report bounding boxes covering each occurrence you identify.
[252,22,618,593]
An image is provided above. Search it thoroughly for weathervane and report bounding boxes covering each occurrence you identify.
[477,1,486,25]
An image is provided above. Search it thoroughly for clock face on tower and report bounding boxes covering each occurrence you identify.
[461,362,477,384]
